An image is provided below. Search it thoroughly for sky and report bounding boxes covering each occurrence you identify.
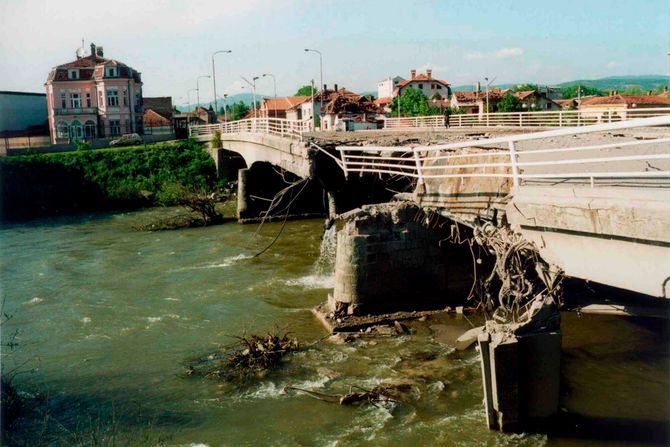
[1,0,668,106]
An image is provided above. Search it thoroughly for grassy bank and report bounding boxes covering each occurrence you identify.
[0,140,224,222]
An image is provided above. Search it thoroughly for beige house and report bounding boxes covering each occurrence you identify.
[260,96,310,119]
[395,69,451,100]
[513,90,561,111]
[449,86,507,115]
[579,93,670,121]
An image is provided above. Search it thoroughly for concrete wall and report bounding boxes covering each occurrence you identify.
[0,92,48,132]
[332,202,448,314]
[507,185,670,297]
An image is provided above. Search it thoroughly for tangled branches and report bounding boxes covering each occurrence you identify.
[187,332,299,381]
[474,223,563,324]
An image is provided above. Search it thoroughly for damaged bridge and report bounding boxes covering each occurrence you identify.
[334,115,670,300]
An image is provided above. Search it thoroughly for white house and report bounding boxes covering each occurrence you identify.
[377,76,405,99]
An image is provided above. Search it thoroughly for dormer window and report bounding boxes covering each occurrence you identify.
[69,70,78,79]
[106,67,117,77]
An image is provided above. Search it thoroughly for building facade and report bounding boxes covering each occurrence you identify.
[0,91,48,134]
[377,76,405,99]
[45,43,143,144]
[396,69,451,100]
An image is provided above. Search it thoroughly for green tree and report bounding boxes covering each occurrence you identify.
[512,83,539,92]
[225,101,250,120]
[390,89,439,117]
[560,85,604,99]
[295,85,317,96]
[496,93,523,112]
[619,85,645,95]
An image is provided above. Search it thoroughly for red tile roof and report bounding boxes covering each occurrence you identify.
[262,96,311,111]
[580,94,670,107]
[513,90,536,100]
[397,73,450,89]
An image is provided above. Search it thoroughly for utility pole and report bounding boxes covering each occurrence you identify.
[223,94,228,122]
[262,73,277,119]
[305,48,323,129]
[196,75,211,110]
[310,79,315,130]
[241,76,259,117]
[212,50,232,116]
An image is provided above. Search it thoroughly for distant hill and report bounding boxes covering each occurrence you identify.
[452,75,669,93]
[555,75,669,92]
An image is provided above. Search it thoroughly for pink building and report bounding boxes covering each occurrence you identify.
[45,43,143,144]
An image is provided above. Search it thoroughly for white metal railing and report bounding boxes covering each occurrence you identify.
[338,116,670,188]
[189,117,312,140]
[383,107,670,129]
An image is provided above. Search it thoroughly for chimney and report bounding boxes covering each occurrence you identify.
[90,43,96,62]
[410,69,416,80]
[476,81,481,95]
[323,84,327,92]
[426,69,432,79]
[334,83,338,92]
[647,90,652,96]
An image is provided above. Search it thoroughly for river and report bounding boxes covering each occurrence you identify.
[1,209,668,446]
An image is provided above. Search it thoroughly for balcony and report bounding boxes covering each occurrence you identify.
[54,107,98,116]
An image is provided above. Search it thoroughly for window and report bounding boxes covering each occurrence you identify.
[84,120,96,138]
[56,121,69,138]
[106,67,117,77]
[69,70,78,79]
[109,120,121,136]
[436,84,442,90]
[61,92,66,109]
[418,83,423,90]
[70,93,81,109]
[86,93,91,107]
[546,102,552,110]
[123,90,128,106]
[69,120,83,139]
[125,119,131,133]
[107,89,119,107]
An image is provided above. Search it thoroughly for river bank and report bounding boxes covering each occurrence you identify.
[0,140,224,223]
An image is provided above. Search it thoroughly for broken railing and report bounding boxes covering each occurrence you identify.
[383,107,670,129]
[189,117,312,140]
[338,115,670,188]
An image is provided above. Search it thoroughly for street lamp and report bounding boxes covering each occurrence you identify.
[262,73,277,119]
[484,76,497,126]
[241,76,259,116]
[212,50,232,115]
[304,48,323,98]
[196,75,211,109]
[187,89,198,111]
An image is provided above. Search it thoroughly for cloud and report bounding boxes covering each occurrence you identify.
[606,61,621,69]
[465,47,524,60]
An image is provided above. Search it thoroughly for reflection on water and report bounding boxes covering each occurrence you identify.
[1,208,668,446]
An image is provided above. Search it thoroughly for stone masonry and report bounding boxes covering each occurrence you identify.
[331,202,449,315]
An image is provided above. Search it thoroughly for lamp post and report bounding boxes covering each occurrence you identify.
[484,76,497,126]
[262,73,277,119]
[305,48,323,128]
[196,75,211,109]
[212,50,232,115]
[241,76,259,117]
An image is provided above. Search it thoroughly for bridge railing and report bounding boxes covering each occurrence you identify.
[338,116,670,188]
[189,117,312,140]
[383,107,670,129]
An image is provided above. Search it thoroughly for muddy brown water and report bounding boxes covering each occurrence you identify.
[1,208,668,446]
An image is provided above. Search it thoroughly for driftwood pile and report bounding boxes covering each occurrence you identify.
[285,383,412,407]
[187,333,299,381]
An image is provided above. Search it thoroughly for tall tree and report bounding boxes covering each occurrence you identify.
[225,101,250,120]
[560,85,604,99]
[295,85,317,96]
[496,93,523,112]
[511,83,539,92]
[390,89,439,117]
